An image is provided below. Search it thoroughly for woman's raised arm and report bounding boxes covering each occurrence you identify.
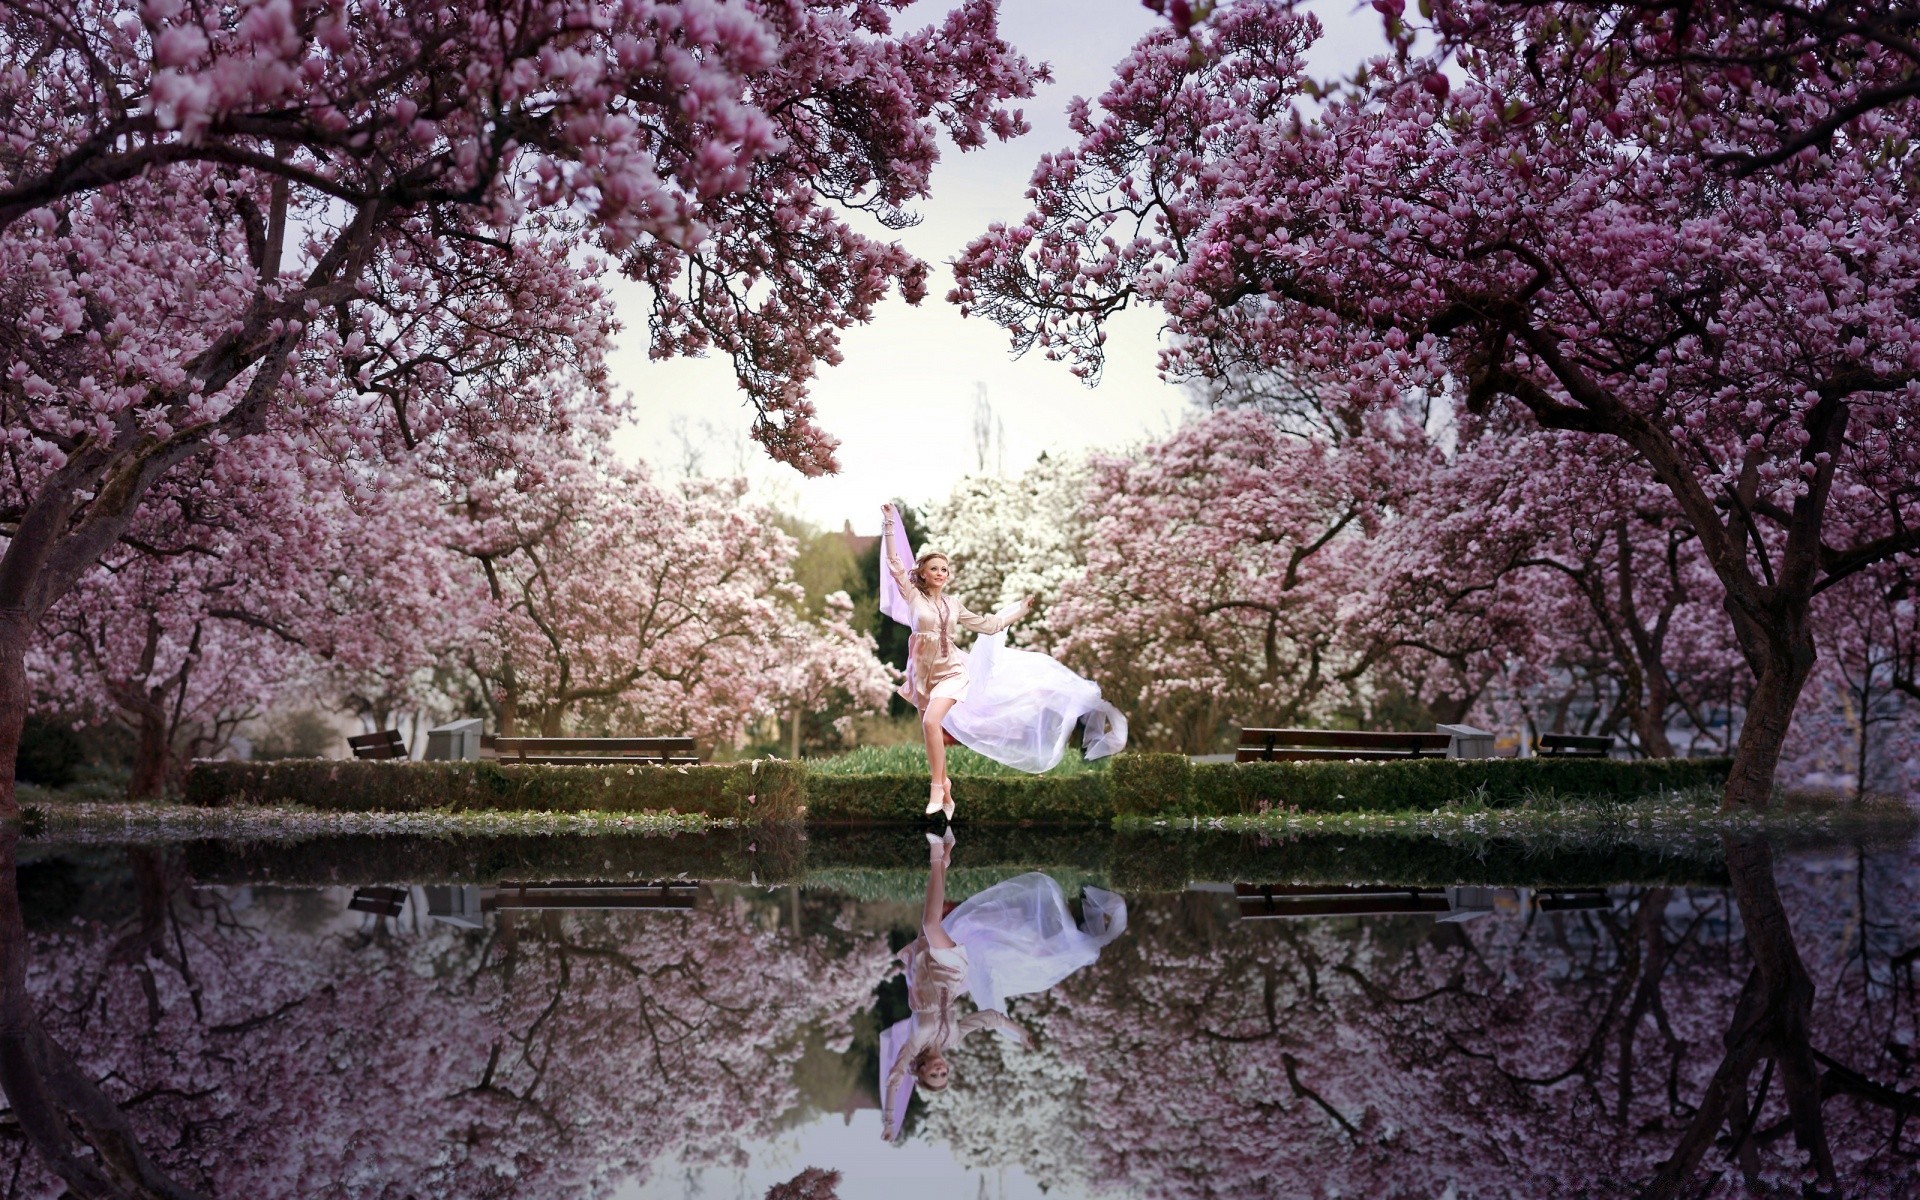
[880,503,918,598]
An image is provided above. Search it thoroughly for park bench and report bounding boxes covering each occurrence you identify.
[1533,888,1613,912]
[347,885,408,918]
[485,736,699,766]
[1535,733,1614,758]
[1235,883,1453,919]
[1234,727,1454,763]
[347,729,408,761]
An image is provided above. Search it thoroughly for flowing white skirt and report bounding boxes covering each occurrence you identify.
[942,872,1129,1015]
[940,632,1128,774]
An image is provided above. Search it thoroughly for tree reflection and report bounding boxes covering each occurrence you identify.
[1,854,886,1197]
[928,846,1920,1197]
[0,830,205,1199]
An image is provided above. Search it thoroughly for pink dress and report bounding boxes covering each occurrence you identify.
[882,523,1029,709]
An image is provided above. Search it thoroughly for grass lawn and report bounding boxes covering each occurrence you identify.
[802,743,1107,777]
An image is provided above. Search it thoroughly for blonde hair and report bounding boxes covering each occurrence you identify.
[909,551,951,594]
[910,1046,951,1091]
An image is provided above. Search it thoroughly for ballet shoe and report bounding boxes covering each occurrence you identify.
[942,778,955,822]
[926,785,946,817]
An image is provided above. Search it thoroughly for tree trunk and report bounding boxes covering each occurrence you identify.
[790,709,802,759]
[0,830,210,1199]
[1721,643,1814,812]
[0,610,26,821]
[128,705,170,801]
[1633,699,1675,760]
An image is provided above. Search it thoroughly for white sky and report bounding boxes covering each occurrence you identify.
[606,1,1388,533]
[616,1108,1072,1200]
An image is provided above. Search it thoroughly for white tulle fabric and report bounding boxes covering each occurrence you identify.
[944,872,1130,1015]
[877,873,1129,1135]
[879,515,1127,772]
[940,632,1128,773]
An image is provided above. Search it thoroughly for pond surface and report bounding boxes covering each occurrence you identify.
[4,827,1917,1199]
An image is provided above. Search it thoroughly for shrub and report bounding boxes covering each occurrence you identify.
[1109,753,1192,816]
[16,717,84,788]
[1186,757,1733,816]
[184,759,806,821]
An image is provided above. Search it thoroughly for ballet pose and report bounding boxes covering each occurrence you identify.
[880,502,1033,818]
[878,832,1129,1142]
[877,503,1129,806]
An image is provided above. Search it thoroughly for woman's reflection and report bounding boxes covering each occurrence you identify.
[879,830,1128,1141]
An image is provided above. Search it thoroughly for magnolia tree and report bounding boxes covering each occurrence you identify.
[453,456,888,743]
[1402,428,1749,756]
[26,432,473,792]
[953,0,1920,810]
[1781,562,1920,798]
[1047,408,1419,751]
[30,554,295,796]
[0,0,1046,817]
[921,453,1094,649]
[762,590,897,757]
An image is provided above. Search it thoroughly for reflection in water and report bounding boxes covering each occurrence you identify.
[0,832,1916,1198]
[880,834,1126,1141]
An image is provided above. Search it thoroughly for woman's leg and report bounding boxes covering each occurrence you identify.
[923,833,957,950]
[923,695,957,804]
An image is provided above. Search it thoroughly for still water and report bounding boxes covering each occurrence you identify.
[5,827,1916,1199]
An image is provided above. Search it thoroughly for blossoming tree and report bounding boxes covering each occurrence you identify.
[952,0,1920,811]
[0,0,1046,816]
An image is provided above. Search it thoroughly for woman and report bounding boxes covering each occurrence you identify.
[880,502,1034,817]
[879,831,1128,1142]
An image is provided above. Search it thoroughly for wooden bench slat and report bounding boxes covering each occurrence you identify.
[1536,733,1614,757]
[1234,727,1453,762]
[1237,728,1452,748]
[348,730,408,761]
[1236,747,1448,763]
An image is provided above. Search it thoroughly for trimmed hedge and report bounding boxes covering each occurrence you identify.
[183,758,806,821]
[1116,752,1732,817]
[184,752,1732,824]
[802,772,1111,823]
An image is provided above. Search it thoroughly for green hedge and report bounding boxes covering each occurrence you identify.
[1115,752,1732,817]
[184,752,1732,824]
[183,759,807,821]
